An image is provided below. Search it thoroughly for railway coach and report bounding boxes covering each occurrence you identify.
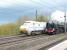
[19,21,47,35]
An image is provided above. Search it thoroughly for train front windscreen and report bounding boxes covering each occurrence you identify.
[46,23,56,28]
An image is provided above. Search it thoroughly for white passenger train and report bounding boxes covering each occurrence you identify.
[19,21,47,35]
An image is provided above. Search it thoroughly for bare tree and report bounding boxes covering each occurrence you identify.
[16,16,32,26]
[36,15,48,22]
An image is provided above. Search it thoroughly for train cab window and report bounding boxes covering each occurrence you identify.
[64,48,67,50]
[23,22,30,25]
[46,22,56,28]
[33,23,35,25]
[38,24,40,26]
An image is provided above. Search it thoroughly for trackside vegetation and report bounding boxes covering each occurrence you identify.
[0,23,19,36]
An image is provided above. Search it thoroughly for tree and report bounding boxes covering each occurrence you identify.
[36,15,48,22]
[16,16,32,26]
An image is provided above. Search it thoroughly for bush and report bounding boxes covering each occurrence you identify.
[0,23,19,36]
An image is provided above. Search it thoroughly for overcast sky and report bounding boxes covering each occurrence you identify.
[0,0,67,24]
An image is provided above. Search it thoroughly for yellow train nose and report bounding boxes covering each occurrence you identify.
[20,28,27,33]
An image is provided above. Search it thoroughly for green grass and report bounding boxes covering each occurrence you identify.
[0,23,19,37]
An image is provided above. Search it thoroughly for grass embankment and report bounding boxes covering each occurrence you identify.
[0,23,19,37]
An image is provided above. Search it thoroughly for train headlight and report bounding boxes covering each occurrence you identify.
[45,29,47,31]
[19,26,27,33]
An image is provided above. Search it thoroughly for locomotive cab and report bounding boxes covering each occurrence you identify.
[45,22,57,35]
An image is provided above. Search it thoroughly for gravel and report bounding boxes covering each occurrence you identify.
[0,33,67,50]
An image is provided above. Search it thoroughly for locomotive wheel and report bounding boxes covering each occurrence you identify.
[25,32,31,36]
[55,30,59,34]
[49,32,55,35]
[52,32,56,35]
[31,31,36,36]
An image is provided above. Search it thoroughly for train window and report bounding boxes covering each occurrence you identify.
[38,24,40,26]
[64,48,67,50]
[46,23,56,28]
[33,23,35,25]
[23,22,30,25]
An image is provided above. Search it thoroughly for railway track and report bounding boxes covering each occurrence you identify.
[0,34,26,45]
[0,33,67,50]
[0,34,49,49]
